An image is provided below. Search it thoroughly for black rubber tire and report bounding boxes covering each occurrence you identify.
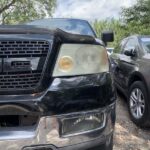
[128,81,150,128]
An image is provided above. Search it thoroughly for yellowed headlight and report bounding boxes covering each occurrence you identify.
[53,44,109,77]
[58,56,74,72]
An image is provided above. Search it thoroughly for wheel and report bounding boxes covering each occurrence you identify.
[128,81,150,128]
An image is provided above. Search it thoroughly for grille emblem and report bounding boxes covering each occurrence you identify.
[3,58,40,72]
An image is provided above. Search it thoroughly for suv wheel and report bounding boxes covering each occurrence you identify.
[128,81,150,128]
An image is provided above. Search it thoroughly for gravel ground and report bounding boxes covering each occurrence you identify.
[114,94,150,150]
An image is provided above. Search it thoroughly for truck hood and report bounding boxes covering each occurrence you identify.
[0,25,53,34]
[0,25,98,44]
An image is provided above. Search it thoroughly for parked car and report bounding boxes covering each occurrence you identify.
[0,18,116,150]
[111,35,150,128]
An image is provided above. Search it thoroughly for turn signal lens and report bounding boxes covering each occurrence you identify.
[58,56,74,72]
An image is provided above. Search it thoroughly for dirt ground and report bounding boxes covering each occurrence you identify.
[114,94,150,150]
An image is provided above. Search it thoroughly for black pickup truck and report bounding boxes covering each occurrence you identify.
[0,18,116,150]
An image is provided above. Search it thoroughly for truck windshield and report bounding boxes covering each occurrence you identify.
[141,37,150,53]
[27,19,96,37]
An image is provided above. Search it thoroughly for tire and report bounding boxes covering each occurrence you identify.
[128,81,150,128]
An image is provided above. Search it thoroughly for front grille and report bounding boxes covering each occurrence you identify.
[0,71,41,89]
[0,40,49,58]
[0,39,50,91]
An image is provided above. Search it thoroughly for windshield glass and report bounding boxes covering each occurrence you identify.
[27,19,96,37]
[141,37,150,53]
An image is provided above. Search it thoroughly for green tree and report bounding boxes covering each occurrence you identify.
[122,0,150,26]
[0,0,56,24]
[121,0,150,35]
[93,0,150,53]
[93,19,127,52]
[121,0,150,37]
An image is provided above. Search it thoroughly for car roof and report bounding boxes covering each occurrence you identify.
[125,35,150,39]
[139,35,150,38]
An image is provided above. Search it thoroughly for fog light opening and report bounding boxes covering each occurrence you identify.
[60,112,106,137]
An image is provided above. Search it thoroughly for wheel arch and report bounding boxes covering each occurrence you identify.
[128,72,148,92]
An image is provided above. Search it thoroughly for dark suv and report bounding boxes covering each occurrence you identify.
[0,19,116,150]
[111,35,150,128]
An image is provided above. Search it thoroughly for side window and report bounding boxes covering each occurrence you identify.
[122,38,137,54]
[120,39,128,53]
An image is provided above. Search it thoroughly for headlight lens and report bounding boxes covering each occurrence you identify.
[60,112,105,137]
[53,44,108,77]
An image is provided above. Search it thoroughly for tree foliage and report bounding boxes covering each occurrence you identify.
[93,0,150,53]
[93,19,127,52]
[122,0,150,26]
[0,0,56,24]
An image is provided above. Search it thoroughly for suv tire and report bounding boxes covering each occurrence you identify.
[128,81,150,128]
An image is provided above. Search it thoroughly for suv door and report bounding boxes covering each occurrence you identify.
[115,38,139,90]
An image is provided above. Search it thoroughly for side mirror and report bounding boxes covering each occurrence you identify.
[124,47,137,57]
[101,31,114,46]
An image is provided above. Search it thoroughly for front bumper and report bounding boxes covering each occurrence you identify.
[0,103,115,150]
